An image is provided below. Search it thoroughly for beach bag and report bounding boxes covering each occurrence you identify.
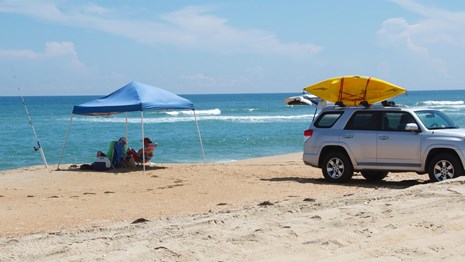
[93,156,111,171]
[80,163,94,170]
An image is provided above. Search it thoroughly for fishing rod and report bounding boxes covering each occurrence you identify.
[14,72,48,168]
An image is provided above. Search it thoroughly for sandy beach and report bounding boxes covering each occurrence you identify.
[2,153,465,261]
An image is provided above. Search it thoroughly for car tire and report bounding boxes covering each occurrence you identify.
[322,151,353,183]
[361,171,389,181]
[428,153,464,182]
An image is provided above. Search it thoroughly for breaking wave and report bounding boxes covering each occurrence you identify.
[418,100,464,106]
[164,108,221,116]
[416,100,465,111]
[73,114,315,124]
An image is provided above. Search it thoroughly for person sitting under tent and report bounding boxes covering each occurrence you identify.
[126,147,138,161]
[80,150,111,170]
[137,137,157,164]
[124,147,137,167]
[90,150,111,171]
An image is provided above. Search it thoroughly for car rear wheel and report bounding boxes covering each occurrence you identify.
[361,171,389,181]
[322,151,353,183]
[428,153,464,182]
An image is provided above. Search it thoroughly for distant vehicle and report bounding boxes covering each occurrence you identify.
[283,94,320,106]
[284,93,329,121]
[303,104,465,182]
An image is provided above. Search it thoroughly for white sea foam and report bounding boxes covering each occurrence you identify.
[415,100,465,111]
[417,100,464,106]
[164,108,221,116]
[198,114,315,123]
[73,114,316,124]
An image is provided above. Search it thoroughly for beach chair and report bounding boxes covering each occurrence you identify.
[137,143,157,164]
[106,138,127,168]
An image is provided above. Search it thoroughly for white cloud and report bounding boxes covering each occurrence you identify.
[383,0,465,46]
[0,49,38,59]
[157,6,322,56]
[377,0,465,76]
[0,41,85,69]
[377,17,428,55]
[81,3,112,16]
[0,1,322,57]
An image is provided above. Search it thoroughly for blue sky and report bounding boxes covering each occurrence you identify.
[1,0,465,96]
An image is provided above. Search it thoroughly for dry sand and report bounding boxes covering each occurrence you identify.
[1,153,465,261]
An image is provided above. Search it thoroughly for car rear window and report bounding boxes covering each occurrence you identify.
[315,111,343,128]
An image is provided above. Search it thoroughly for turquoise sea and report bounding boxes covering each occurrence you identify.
[1,90,465,171]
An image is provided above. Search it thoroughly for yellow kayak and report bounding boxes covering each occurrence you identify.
[303,76,406,106]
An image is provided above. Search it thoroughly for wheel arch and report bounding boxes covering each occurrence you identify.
[425,148,464,173]
[318,145,353,168]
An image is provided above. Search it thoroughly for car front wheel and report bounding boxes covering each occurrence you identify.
[322,151,353,183]
[428,153,464,182]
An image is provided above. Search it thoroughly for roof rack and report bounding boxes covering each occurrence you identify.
[324,100,407,110]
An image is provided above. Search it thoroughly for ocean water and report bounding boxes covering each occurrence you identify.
[1,90,465,171]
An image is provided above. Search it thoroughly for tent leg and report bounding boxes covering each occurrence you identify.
[125,112,129,147]
[193,110,206,164]
[141,111,145,172]
[57,114,74,170]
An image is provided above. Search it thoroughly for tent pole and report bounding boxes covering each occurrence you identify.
[141,111,145,172]
[192,109,206,164]
[57,114,74,170]
[125,112,129,146]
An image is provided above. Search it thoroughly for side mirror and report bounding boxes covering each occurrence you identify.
[405,123,419,132]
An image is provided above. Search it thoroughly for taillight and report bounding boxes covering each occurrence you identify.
[304,129,313,137]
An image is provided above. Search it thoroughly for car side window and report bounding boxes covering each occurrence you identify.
[315,111,343,128]
[345,111,379,131]
[383,112,416,131]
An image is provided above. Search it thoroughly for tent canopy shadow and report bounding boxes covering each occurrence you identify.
[63,164,168,174]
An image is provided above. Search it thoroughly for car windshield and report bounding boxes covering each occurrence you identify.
[414,110,459,130]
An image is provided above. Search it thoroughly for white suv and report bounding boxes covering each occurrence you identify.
[303,105,465,182]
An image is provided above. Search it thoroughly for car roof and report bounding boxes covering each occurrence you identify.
[322,104,407,112]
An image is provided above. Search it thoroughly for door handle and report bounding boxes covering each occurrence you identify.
[342,135,353,139]
[379,135,389,140]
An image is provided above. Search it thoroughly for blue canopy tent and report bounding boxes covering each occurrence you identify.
[58,81,206,170]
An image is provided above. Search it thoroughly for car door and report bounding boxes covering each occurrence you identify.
[376,111,421,166]
[340,111,379,165]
